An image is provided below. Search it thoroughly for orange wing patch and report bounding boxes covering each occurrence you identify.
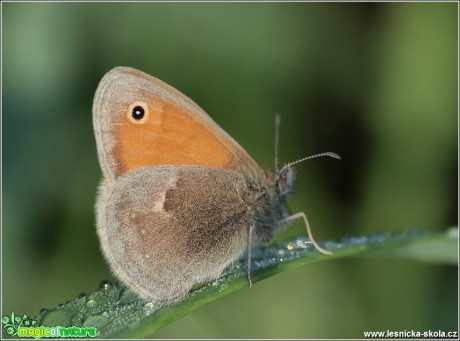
[114,98,237,176]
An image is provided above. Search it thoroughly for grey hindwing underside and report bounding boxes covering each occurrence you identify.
[97,165,252,303]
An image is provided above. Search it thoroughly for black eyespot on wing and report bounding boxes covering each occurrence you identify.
[127,101,149,124]
[132,105,145,120]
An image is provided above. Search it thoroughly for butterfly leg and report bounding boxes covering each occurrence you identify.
[279,212,332,255]
[247,224,255,287]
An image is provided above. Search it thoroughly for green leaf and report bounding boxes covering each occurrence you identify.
[362,226,458,264]
[32,228,457,339]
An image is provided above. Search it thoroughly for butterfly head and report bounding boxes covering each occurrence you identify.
[276,164,297,198]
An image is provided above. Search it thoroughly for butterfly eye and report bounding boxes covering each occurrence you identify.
[127,101,149,124]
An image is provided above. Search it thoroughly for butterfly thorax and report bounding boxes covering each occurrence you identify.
[241,164,297,244]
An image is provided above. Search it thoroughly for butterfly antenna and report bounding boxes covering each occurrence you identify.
[274,114,281,172]
[280,152,342,173]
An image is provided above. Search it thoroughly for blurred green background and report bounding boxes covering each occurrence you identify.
[2,2,458,338]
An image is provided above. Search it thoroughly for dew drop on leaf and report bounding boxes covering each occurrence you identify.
[86,299,97,308]
[99,280,112,290]
[142,302,154,316]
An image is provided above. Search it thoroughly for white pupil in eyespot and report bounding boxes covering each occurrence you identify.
[132,106,145,120]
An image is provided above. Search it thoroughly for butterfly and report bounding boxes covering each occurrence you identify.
[93,67,340,304]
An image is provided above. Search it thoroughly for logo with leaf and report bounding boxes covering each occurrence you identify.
[1,313,37,337]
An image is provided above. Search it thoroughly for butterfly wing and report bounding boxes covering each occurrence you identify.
[96,165,251,304]
[93,66,259,184]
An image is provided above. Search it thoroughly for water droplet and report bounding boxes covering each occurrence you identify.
[101,311,111,319]
[406,228,424,238]
[219,283,230,292]
[119,288,140,304]
[142,302,155,316]
[347,235,368,244]
[368,232,386,243]
[99,280,112,290]
[447,227,458,238]
[41,309,72,327]
[296,240,308,248]
[86,299,97,308]
[83,315,109,328]
[251,247,263,258]
[323,241,339,250]
[359,235,368,243]
[78,293,87,299]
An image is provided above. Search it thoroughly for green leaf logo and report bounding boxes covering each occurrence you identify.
[1,312,37,337]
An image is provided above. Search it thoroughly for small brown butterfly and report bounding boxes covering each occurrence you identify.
[93,67,340,304]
